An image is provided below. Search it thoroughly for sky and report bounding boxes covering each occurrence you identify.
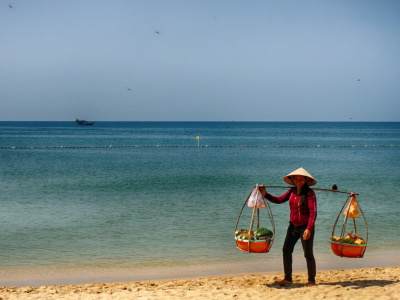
[1,0,400,121]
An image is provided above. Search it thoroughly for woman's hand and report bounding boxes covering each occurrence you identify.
[303,229,311,240]
[258,185,267,197]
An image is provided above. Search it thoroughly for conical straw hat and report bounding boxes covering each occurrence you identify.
[284,167,317,186]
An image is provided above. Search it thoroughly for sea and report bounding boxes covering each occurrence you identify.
[1,121,399,287]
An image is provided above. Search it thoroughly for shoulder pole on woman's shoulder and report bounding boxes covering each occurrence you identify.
[263,185,359,195]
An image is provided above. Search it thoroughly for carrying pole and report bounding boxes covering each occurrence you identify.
[263,185,359,195]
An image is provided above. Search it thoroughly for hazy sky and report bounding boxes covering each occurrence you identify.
[1,0,400,121]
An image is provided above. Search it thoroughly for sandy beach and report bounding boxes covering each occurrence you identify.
[1,266,399,300]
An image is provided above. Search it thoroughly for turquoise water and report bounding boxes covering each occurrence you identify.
[0,122,399,286]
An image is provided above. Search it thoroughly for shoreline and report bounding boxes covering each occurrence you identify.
[1,266,399,300]
[2,249,400,288]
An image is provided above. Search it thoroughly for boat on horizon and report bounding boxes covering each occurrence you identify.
[75,119,93,126]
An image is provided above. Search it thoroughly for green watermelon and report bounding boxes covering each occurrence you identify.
[255,227,273,239]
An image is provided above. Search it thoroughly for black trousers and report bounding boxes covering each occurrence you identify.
[282,222,316,282]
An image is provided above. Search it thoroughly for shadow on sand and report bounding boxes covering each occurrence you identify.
[267,279,398,289]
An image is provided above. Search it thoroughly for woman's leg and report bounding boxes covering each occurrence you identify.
[301,228,316,282]
[282,222,301,282]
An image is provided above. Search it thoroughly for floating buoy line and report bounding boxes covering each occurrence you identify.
[0,144,399,150]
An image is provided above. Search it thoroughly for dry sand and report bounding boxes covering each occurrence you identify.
[1,266,399,300]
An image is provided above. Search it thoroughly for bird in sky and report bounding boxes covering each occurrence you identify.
[8,4,13,8]
[155,31,159,34]
[126,87,132,91]
[356,79,361,81]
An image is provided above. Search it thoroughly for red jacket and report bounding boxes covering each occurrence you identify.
[265,187,317,231]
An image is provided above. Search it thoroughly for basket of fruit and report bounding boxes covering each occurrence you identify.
[235,228,274,253]
[330,192,368,258]
[330,232,366,258]
[234,185,275,254]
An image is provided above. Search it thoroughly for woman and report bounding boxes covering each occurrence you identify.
[259,167,317,287]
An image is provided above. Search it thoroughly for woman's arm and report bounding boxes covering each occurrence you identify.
[259,185,292,204]
[305,189,317,232]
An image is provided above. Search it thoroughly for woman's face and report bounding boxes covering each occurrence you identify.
[292,175,306,187]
